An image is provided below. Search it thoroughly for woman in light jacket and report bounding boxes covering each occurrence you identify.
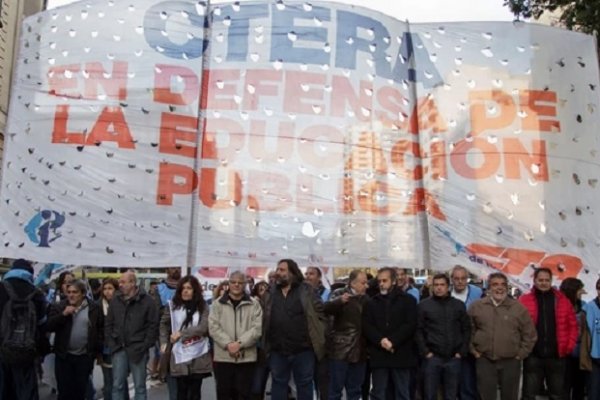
[160,275,211,400]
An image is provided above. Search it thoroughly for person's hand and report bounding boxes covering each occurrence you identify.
[170,331,182,344]
[380,338,393,351]
[62,305,77,316]
[454,353,461,359]
[472,351,481,359]
[227,341,241,356]
[426,352,434,359]
[160,343,167,354]
[340,293,352,303]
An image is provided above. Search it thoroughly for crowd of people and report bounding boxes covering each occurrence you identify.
[0,258,597,400]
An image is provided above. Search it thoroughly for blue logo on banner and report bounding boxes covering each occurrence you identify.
[24,210,65,247]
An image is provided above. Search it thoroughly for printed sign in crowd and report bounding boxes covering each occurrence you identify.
[1,0,599,289]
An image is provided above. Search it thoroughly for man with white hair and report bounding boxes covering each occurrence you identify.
[209,271,263,399]
[450,265,483,400]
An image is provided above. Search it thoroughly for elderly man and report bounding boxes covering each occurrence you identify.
[105,270,159,400]
[450,265,483,400]
[468,272,536,400]
[324,270,369,400]
[209,271,263,399]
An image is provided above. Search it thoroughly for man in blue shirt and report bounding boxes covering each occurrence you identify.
[450,265,483,400]
[396,268,420,302]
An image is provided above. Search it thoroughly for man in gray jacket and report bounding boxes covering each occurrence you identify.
[209,271,263,399]
[105,270,159,400]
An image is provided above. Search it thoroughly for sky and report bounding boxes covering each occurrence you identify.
[46,0,516,23]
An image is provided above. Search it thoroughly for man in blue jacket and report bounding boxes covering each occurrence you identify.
[450,265,483,400]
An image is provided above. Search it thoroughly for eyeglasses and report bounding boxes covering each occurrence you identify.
[229,281,245,285]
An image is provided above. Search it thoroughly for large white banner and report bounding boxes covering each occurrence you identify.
[1,0,599,289]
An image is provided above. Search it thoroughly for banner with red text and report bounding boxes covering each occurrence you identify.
[0,1,599,289]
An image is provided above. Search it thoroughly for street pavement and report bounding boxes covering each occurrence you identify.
[39,365,218,399]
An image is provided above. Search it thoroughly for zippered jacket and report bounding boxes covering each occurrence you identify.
[416,295,471,358]
[209,293,262,363]
[520,288,577,357]
[469,296,537,360]
[105,288,159,363]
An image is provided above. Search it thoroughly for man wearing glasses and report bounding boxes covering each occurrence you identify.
[209,271,263,399]
[450,265,483,400]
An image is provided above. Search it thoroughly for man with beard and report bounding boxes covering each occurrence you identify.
[263,259,326,400]
[468,273,536,400]
[363,267,417,400]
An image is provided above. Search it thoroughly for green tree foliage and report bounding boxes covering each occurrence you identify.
[505,0,600,35]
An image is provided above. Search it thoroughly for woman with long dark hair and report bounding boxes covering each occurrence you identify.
[560,277,587,400]
[160,275,211,400]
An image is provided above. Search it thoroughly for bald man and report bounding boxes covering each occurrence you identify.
[105,270,159,400]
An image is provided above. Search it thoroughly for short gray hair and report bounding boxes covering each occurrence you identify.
[67,279,88,295]
[229,270,246,282]
[450,265,468,278]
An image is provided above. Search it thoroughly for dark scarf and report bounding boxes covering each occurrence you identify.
[182,300,197,328]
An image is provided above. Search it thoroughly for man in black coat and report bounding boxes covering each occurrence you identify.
[415,273,471,400]
[105,270,159,400]
[363,267,417,400]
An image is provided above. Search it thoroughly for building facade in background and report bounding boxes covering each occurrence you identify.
[0,0,46,175]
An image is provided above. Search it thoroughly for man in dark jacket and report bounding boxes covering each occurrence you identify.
[105,270,159,400]
[324,270,369,400]
[47,279,104,400]
[363,267,417,400]
[0,259,48,400]
[263,259,326,400]
[416,273,471,400]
